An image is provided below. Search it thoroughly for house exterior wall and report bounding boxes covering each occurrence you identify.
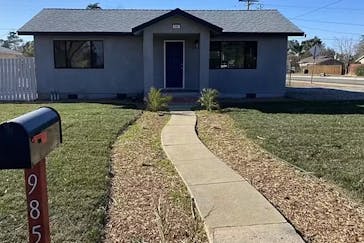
[34,32,289,99]
[209,35,288,98]
[142,15,210,93]
[34,35,144,99]
[153,35,200,90]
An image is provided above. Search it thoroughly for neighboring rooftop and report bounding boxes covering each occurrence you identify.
[18,8,304,35]
[355,55,364,63]
[299,56,343,64]
[0,46,23,57]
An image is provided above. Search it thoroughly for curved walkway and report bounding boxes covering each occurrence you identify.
[161,111,304,243]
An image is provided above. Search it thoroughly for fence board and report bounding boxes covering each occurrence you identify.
[0,58,37,101]
[304,64,343,75]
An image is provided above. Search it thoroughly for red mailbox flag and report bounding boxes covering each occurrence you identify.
[24,159,51,243]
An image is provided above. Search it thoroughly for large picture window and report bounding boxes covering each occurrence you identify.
[209,41,257,69]
[54,40,104,68]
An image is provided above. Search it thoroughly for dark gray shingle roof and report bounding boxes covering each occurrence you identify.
[18,8,303,35]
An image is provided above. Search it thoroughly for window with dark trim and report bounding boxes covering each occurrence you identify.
[209,41,257,69]
[54,40,104,68]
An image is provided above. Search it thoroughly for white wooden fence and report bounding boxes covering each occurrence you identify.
[0,58,38,101]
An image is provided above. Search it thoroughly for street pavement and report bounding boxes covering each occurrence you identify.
[288,74,364,86]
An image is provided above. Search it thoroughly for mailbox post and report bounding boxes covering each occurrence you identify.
[0,107,62,243]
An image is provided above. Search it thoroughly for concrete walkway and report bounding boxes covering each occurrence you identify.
[161,111,304,243]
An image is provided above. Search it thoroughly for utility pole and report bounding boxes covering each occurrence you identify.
[239,0,259,10]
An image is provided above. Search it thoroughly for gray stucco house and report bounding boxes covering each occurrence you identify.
[18,8,304,99]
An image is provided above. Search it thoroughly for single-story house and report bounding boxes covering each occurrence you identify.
[299,56,343,66]
[349,55,364,75]
[18,8,303,99]
[0,46,24,58]
[298,55,343,75]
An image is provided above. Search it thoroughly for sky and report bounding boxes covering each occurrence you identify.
[0,0,363,49]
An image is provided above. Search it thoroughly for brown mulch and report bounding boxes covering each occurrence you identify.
[196,111,364,243]
[105,112,207,242]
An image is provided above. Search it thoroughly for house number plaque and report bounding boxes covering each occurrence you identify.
[24,159,51,243]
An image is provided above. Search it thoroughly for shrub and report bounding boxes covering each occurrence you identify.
[146,87,172,112]
[198,88,220,111]
[356,66,364,76]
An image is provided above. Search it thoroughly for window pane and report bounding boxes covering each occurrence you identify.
[54,40,66,68]
[209,41,257,69]
[66,41,91,68]
[209,42,220,69]
[91,41,104,68]
[221,42,246,69]
[244,42,257,69]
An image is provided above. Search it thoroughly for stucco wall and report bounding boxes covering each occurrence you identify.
[34,35,144,99]
[153,35,200,90]
[142,15,210,92]
[209,35,288,98]
[34,32,288,99]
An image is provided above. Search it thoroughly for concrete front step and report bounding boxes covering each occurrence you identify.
[161,111,304,243]
[168,104,197,111]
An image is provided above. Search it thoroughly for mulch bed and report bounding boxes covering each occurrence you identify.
[105,112,206,242]
[196,111,364,243]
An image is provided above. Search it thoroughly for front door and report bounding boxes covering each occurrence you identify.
[165,41,184,88]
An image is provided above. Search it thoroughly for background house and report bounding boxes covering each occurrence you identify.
[348,55,364,76]
[299,55,343,75]
[355,55,364,64]
[0,46,24,58]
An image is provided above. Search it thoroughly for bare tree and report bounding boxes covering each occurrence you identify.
[335,38,358,74]
[355,35,364,59]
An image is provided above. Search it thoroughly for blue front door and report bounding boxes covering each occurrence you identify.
[165,41,184,88]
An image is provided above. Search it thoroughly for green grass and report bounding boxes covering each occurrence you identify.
[225,101,364,200]
[0,102,140,242]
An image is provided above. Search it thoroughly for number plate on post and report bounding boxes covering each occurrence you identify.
[24,159,50,243]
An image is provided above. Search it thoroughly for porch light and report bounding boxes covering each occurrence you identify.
[194,40,199,49]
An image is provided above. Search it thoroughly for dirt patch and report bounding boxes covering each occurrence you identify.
[105,112,206,242]
[197,111,364,243]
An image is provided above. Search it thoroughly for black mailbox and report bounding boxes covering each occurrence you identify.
[0,107,62,169]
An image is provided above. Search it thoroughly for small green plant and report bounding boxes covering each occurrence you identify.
[356,66,364,76]
[198,88,220,111]
[146,87,172,112]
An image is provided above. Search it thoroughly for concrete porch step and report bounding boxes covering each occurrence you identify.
[161,89,199,97]
[168,104,196,111]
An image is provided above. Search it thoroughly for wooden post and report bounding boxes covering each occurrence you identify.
[24,159,51,243]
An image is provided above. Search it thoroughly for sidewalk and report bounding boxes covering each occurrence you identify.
[161,111,304,243]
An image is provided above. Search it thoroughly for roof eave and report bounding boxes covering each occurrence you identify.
[18,31,305,36]
[288,32,305,36]
[219,31,305,36]
[17,31,134,36]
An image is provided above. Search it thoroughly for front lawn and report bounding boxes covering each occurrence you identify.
[225,101,364,200]
[0,102,140,242]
